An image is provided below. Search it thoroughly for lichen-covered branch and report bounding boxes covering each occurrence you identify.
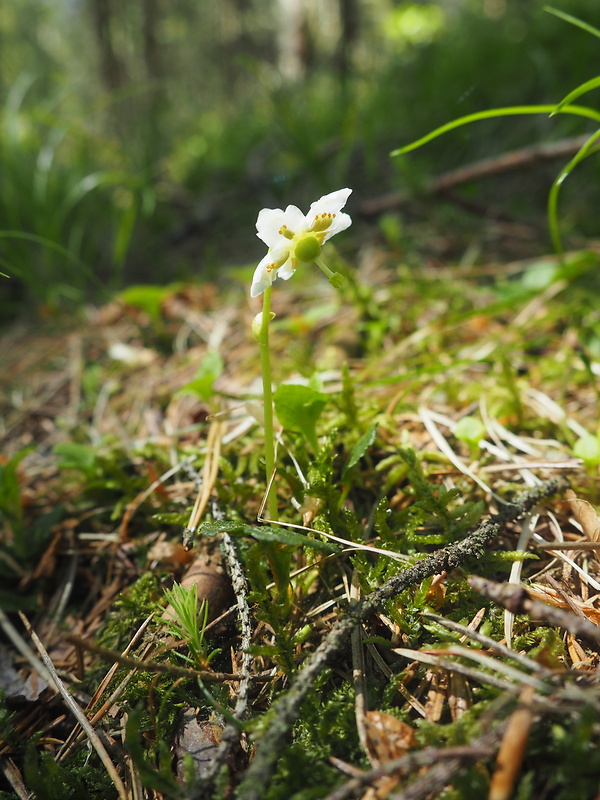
[236,476,568,800]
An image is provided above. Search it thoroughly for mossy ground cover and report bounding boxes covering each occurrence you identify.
[1,218,600,799]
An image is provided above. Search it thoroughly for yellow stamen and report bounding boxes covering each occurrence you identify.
[266,250,291,272]
[279,225,295,241]
[308,213,335,234]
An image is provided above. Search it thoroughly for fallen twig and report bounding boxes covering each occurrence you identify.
[57,614,155,762]
[468,575,600,645]
[193,521,256,791]
[20,612,129,800]
[488,686,535,800]
[323,725,505,800]
[360,136,590,216]
[236,477,568,800]
[65,634,254,683]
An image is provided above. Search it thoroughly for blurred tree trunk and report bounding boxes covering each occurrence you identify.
[338,0,359,80]
[278,0,307,81]
[140,0,164,167]
[141,0,161,80]
[88,0,127,91]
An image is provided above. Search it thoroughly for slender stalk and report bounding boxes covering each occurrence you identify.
[258,286,278,521]
[315,255,344,288]
[314,255,335,280]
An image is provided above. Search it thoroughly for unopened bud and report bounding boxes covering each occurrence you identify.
[252,311,276,339]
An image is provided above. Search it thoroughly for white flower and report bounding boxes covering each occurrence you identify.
[250,188,352,298]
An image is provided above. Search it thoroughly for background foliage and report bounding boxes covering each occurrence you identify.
[0,0,598,316]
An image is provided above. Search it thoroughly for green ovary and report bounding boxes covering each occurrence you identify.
[294,235,321,263]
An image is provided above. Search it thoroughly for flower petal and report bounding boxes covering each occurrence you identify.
[282,204,306,230]
[323,211,352,242]
[256,204,307,247]
[306,188,352,221]
[251,253,275,298]
[256,207,288,247]
[250,247,292,297]
[277,256,298,280]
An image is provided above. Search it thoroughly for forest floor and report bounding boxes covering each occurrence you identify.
[2,216,600,800]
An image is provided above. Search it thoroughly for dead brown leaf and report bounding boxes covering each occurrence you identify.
[527,584,600,627]
[566,489,600,561]
[361,711,416,800]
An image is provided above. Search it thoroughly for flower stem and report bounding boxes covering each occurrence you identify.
[314,255,334,279]
[315,256,344,288]
[258,286,278,521]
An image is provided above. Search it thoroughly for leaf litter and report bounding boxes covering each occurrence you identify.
[1,235,600,799]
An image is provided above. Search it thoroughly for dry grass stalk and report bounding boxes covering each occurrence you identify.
[19,612,129,800]
[488,685,535,800]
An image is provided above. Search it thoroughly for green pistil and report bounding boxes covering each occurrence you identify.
[294,235,321,263]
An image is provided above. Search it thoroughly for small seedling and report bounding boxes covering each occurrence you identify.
[455,415,486,461]
[161,582,220,669]
[573,432,600,477]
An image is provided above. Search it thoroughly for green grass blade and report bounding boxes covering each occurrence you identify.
[545,6,600,40]
[547,129,600,253]
[552,76,600,116]
[0,231,89,270]
[391,105,600,156]
[0,231,106,295]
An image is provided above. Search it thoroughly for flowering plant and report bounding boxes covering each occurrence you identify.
[251,188,352,297]
[251,188,352,521]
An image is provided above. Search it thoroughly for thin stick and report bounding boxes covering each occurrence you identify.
[198,529,256,789]
[0,757,30,800]
[534,541,600,550]
[0,607,53,687]
[19,612,129,800]
[322,726,505,800]
[469,575,600,645]
[236,477,568,800]
[58,614,155,761]
[64,635,252,682]
[119,454,196,541]
[360,135,591,216]
[350,574,369,760]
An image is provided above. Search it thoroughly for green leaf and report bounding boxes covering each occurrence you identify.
[117,284,168,322]
[0,447,34,535]
[574,435,600,466]
[198,521,339,553]
[53,442,98,478]
[547,129,600,252]
[113,193,137,266]
[454,416,485,446]
[545,6,600,40]
[520,260,559,290]
[274,383,328,452]
[177,351,224,402]
[391,105,600,157]
[344,423,378,475]
[552,76,600,117]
